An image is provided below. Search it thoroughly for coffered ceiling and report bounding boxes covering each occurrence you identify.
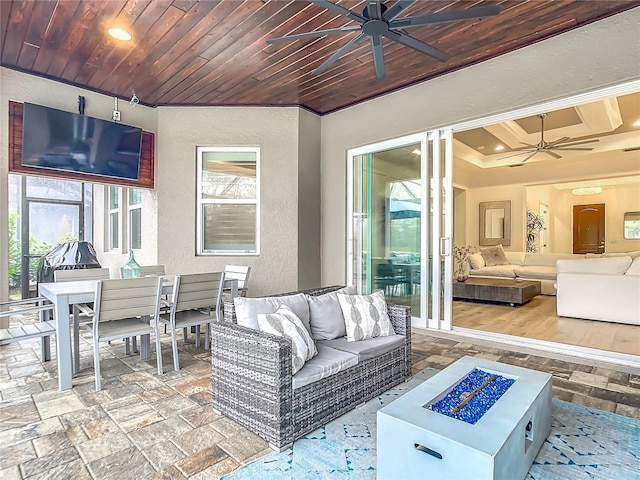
[452,90,640,189]
[455,92,640,169]
[1,0,638,114]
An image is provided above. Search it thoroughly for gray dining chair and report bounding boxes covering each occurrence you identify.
[223,265,251,297]
[83,277,164,391]
[159,272,225,371]
[54,268,111,373]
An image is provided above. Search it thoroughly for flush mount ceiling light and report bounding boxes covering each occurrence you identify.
[633,119,640,127]
[412,149,421,155]
[108,27,132,41]
[572,186,602,196]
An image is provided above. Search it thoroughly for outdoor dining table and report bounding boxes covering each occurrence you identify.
[39,276,238,391]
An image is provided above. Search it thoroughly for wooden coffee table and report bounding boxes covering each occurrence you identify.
[453,277,541,306]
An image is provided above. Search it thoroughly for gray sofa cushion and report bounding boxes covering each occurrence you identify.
[292,343,358,390]
[307,286,357,340]
[320,335,405,362]
[234,293,311,334]
[513,265,557,280]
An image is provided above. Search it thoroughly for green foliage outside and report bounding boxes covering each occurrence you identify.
[7,212,78,288]
[624,220,640,240]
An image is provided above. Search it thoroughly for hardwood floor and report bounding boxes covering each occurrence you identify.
[452,295,640,356]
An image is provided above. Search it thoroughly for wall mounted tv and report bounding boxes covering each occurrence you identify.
[21,102,143,180]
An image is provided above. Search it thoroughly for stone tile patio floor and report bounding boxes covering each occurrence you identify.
[1,327,639,479]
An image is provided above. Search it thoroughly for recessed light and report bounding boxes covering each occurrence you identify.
[633,119,640,127]
[108,28,132,41]
[495,145,505,151]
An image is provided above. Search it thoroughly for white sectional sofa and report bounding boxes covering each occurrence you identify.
[556,256,640,325]
[469,251,585,295]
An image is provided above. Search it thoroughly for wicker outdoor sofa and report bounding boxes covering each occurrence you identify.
[210,285,412,450]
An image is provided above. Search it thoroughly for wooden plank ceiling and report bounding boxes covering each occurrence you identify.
[1,0,638,115]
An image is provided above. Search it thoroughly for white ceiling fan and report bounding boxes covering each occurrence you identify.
[498,113,599,163]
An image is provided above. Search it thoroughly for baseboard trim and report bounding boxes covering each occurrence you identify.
[417,326,640,373]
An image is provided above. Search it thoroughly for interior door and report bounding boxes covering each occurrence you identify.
[573,203,605,254]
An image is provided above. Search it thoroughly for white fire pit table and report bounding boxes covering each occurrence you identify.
[377,356,552,480]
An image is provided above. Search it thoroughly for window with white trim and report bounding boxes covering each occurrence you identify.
[108,186,120,250]
[197,147,259,255]
[128,188,142,250]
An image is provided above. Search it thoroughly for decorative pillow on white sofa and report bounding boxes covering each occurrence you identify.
[480,244,509,267]
[257,305,317,374]
[556,256,632,274]
[468,252,485,270]
[234,293,311,334]
[306,287,358,341]
[337,290,395,342]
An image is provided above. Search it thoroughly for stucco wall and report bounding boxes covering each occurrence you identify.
[155,106,305,296]
[297,109,322,290]
[320,9,640,286]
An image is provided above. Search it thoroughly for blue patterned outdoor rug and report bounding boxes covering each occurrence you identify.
[224,368,640,480]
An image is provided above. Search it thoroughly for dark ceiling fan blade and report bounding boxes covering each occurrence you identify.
[267,25,361,43]
[382,29,449,61]
[315,32,366,74]
[382,0,418,21]
[309,0,366,23]
[552,138,600,147]
[371,35,385,79]
[367,0,382,19]
[545,151,562,159]
[389,5,501,29]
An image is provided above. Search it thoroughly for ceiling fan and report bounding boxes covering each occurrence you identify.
[498,113,600,164]
[267,0,501,79]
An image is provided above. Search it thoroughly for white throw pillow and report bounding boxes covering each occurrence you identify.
[468,252,485,270]
[257,305,317,374]
[337,290,395,342]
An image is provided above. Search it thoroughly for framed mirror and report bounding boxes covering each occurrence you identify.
[479,200,511,246]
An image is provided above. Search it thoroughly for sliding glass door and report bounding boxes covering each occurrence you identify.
[347,130,453,329]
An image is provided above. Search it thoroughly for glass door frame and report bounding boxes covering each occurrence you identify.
[347,129,453,330]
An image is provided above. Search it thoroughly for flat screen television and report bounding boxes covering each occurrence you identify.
[21,102,143,180]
